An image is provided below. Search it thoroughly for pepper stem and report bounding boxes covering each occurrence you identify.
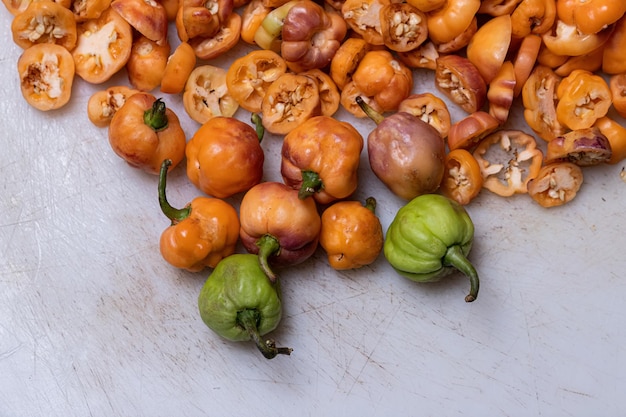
[256,234,281,283]
[364,196,377,213]
[144,98,169,131]
[443,245,480,303]
[251,113,265,142]
[158,159,191,224]
[298,170,323,200]
[237,309,292,359]
[356,96,384,125]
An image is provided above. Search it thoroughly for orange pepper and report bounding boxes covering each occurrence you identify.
[379,2,428,52]
[352,49,413,112]
[487,61,517,124]
[189,12,241,60]
[71,0,111,21]
[300,69,340,117]
[185,116,264,198]
[426,0,480,44]
[435,54,486,114]
[555,69,611,130]
[111,0,168,44]
[72,7,133,84]
[522,65,566,141]
[319,197,384,270]
[545,127,612,165]
[527,162,584,208]
[341,0,390,45]
[225,49,287,113]
[260,72,321,134]
[239,181,321,281]
[87,85,140,127]
[126,35,171,92]
[609,73,626,118]
[466,14,512,84]
[157,159,240,272]
[183,65,239,125]
[556,0,626,35]
[281,115,364,204]
[17,43,75,111]
[160,41,197,94]
[602,14,626,74]
[472,130,544,196]
[329,37,371,90]
[542,19,612,57]
[594,117,626,164]
[108,93,186,174]
[447,111,500,151]
[397,93,451,139]
[11,0,77,50]
[439,148,484,205]
[240,0,271,44]
[510,0,556,38]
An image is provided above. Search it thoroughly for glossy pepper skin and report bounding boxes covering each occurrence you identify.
[185,116,264,199]
[239,181,321,282]
[319,197,383,270]
[384,194,480,302]
[281,115,364,204]
[108,93,186,175]
[158,160,240,272]
[358,96,445,201]
[198,254,292,359]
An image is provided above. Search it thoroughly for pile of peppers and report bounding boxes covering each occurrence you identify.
[11,0,626,359]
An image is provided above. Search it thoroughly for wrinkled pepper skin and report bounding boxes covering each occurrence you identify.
[158,160,240,272]
[198,254,292,359]
[384,194,480,302]
[281,115,364,204]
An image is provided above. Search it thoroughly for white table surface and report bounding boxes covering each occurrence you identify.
[2,7,626,417]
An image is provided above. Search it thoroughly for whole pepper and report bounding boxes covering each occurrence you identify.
[239,181,321,282]
[281,115,364,204]
[108,93,186,175]
[319,197,384,270]
[357,96,445,201]
[198,254,292,359]
[185,115,265,199]
[384,194,480,302]
[158,159,240,272]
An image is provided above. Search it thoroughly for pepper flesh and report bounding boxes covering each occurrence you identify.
[384,194,480,303]
[198,254,292,359]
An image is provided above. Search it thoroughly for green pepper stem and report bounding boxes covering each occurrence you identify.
[364,196,377,213]
[237,309,292,359]
[298,170,323,200]
[443,245,480,303]
[144,98,169,131]
[251,113,265,142]
[356,96,384,125]
[158,159,191,224]
[256,234,281,283]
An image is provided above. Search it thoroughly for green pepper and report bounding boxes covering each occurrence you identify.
[198,254,292,359]
[384,194,480,303]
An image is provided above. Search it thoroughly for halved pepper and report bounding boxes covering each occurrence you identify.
[472,129,543,197]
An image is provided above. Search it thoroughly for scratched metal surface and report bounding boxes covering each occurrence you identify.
[2,8,626,416]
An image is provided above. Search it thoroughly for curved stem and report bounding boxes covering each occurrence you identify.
[256,234,281,283]
[298,170,323,200]
[443,245,480,303]
[364,196,377,213]
[251,113,265,142]
[237,309,292,359]
[144,98,169,131]
[356,96,384,125]
[158,159,191,224]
